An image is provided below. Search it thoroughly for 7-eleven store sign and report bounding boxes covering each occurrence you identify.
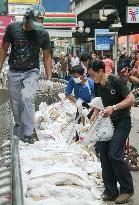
[43,12,77,28]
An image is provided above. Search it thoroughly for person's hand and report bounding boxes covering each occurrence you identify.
[130,68,139,77]
[75,98,83,108]
[100,106,113,117]
[45,80,53,93]
[120,67,129,77]
[80,107,89,118]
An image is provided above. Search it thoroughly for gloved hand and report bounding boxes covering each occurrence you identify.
[45,80,53,93]
[80,107,89,118]
[75,98,83,108]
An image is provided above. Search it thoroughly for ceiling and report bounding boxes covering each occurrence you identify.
[76,0,139,37]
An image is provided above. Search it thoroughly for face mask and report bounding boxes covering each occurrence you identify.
[73,77,82,84]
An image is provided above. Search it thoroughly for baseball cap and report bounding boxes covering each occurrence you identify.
[25,4,45,30]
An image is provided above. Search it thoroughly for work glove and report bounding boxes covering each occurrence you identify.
[75,98,83,108]
[80,107,89,118]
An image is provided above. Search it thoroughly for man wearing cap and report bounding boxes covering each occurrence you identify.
[0,4,52,143]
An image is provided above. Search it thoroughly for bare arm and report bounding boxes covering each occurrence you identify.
[90,108,100,122]
[0,42,10,72]
[129,75,139,84]
[43,49,52,80]
[65,94,76,103]
[103,92,135,117]
[115,92,135,110]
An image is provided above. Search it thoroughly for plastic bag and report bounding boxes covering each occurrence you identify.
[87,114,114,143]
[86,97,114,143]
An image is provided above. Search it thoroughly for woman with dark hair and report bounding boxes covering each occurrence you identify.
[117,54,131,75]
[88,60,135,204]
[65,65,95,140]
[89,51,98,63]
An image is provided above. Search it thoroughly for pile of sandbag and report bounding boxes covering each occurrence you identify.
[19,98,104,205]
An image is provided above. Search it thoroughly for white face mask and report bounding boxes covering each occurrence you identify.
[73,77,82,83]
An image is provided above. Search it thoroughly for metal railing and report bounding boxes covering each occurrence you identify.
[35,78,67,109]
[0,78,67,205]
[0,89,24,205]
[11,136,24,205]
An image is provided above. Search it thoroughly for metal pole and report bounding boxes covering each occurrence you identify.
[114,31,118,75]
[127,35,130,57]
[12,136,24,205]
[101,45,103,57]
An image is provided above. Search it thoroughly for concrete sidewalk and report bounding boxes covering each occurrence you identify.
[105,107,139,205]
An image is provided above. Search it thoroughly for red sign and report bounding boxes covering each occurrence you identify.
[0,16,15,47]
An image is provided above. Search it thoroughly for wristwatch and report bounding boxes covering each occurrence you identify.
[112,105,117,111]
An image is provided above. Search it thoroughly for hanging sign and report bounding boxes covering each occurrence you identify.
[8,4,31,15]
[126,6,139,23]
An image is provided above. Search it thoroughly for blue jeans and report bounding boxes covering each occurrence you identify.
[99,116,134,196]
[8,68,40,139]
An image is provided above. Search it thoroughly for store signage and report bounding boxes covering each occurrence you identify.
[8,4,31,15]
[0,16,15,46]
[43,13,76,28]
[54,39,70,47]
[126,6,139,23]
[0,0,8,16]
[95,29,114,51]
[8,0,39,3]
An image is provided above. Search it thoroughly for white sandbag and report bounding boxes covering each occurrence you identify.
[29,164,92,189]
[86,97,114,143]
[27,183,93,200]
[31,198,104,205]
[28,172,91,189]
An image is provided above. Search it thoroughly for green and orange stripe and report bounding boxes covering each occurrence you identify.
[43,12,77,28]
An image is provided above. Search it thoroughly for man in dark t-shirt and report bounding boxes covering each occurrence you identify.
[88,60,135,204]
[0,4,52,143]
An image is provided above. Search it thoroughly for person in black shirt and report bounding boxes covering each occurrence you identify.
[88,60,135,204]
[0,4,52,143]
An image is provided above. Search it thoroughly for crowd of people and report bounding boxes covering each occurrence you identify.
[63,50,139,204]
[53,50,139,100]
[52,52,114,80]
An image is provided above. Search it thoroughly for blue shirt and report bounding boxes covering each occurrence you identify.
[65,77,94,103]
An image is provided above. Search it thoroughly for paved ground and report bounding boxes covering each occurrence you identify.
[105,107,139,205]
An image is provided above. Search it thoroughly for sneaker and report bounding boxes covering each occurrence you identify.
[21,135,34,144]
[115,193,134,204]
[101,193,117,201]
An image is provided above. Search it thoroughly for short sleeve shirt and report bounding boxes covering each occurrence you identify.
[66,77,94,103]
[103,58,114,75]
[3,22,51,71]
[94,74,131,121]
